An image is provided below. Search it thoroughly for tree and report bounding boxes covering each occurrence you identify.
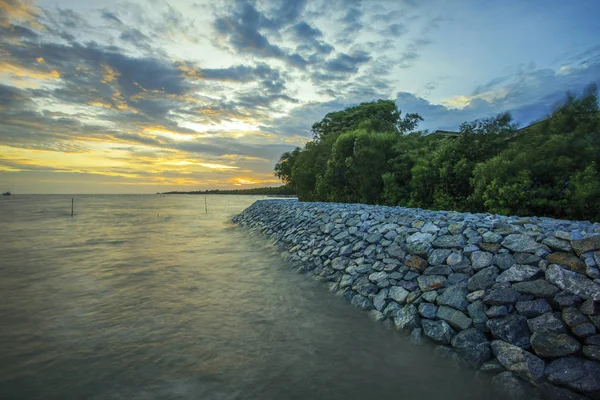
[274,147,301,185]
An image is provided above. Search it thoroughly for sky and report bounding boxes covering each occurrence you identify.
[1,0,599,194]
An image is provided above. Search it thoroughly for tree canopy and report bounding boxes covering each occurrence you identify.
[274,85,600,221]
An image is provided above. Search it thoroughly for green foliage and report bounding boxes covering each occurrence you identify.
[275,83,600,221]
[274,147,300,184]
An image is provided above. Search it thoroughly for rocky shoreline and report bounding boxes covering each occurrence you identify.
[233,200,600,399]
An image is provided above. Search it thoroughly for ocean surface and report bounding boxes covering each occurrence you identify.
[0,194,509,400]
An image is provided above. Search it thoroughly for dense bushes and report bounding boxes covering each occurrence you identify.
[274,84,600,221]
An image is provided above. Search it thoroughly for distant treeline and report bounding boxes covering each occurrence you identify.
[161,185,296,196]
[274,83,600,221]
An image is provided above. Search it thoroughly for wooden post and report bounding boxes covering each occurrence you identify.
[71,198,74,217]
[205,196,208,214]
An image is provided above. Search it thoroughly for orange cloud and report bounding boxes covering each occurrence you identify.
[101,64,119,83]
[0,0,43,30]
[0,60,61,86]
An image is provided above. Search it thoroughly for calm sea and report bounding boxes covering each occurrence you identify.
[0,194,508,400]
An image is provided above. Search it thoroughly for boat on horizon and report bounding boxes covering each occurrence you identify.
[3,192,11,196]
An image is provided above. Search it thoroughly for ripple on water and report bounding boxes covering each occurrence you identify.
[1,195,510,400]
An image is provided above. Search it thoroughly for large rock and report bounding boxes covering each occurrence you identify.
[423,265,453,276]
[493,253,517,270]
[436,286,469,311]
[483,287,520,305]
[545,357,600,393]
[418,302,438,319]
[543,237,572,252]
[432,235,466,248]
[437,305,473,330]
[451,328,491,368]
[470,251,493,270]
[546,252,587,274]
[407,232,433,243]
[487,314,532,349]
[467,300,488,329]
[373,290,388,311]
[502,234,542,254]
[406,241,431,257]
[417,275,446,292]
[572,235,600,256]
[546,264,600,301]
[583,345,600,362]
[491,340,545,382]
[562,307,597,338]
[405,255,428,271]
[351,294,373,310]
[512,279,559,298]
[467,266,498,291]
[394,304,420,330]
[527,312,567,334]
[497,265,544,283]
[515,299,552,318]
[428,248,452,265]
[483,231,503,243]
[352,276,378,296]
[388,286,410,304]
[422,319,455,344]
[387,242,406,258]
[531,332,581,357]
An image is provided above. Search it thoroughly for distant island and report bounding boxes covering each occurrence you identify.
[160,185,296,196]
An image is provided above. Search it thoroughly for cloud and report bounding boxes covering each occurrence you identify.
[99,9,123,25]
[324,51,371,73]
[213,1,308,68]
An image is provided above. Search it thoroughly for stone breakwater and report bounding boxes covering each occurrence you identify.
[233,200,600,399]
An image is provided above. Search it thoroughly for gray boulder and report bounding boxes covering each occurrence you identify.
[515,299,552,318]
[482,231,503,243]
[467,300,488,329]
[527,312,567,334]
[467,266,499,291]
[437,305,473,331]
[394,304,420,330]
[352,276,378,296]
[491,340,545,382]
[451,328,491,368]
[432,235,466,248]
[512,279,559,298]
[436,286,469,311]
[423,265,453,276]
[493,253,517,270]
[487,314,532,349]
[483,287,520,305]
[422,319,455,344]
[406,241,432,257]
[388,286,410,304]
[417,275,447,292]
[583,345,600,362]
[470,251,493,270]
[487,305,508,318]
[502,234,542,254]
[542,237,572,252]
[572,235,600,256]
[387,242,405,258]
[351,294,373,310]
[545,357,600,393]
[428,248,452,265]
[497,265,544,283]
[546,264,600,301]
[530,332,580,357]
